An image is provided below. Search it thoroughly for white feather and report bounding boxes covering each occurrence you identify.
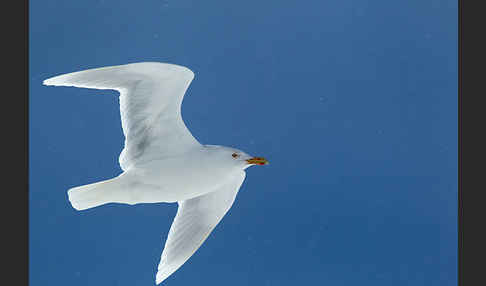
[43,62,266,284]
[156,171,246,284]
[44,62,200,171]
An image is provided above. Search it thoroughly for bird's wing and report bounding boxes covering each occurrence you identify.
[43,62,200,171]
[156,171,246,284]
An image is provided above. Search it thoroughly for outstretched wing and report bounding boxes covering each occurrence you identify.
[156,171,246,284]
[43,62,200,171]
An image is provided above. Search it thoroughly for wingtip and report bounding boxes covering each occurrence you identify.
[43,77,57,86]
[155,267,173,285]
[155,273,164,285]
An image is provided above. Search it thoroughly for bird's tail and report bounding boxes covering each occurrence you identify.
[67,177,122,211]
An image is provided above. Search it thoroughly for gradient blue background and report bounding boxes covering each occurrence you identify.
[30,1,457,285]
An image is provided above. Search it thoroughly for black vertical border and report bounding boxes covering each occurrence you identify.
[26,0,30,284]
[459,0,486,284]
[2,0,28,284]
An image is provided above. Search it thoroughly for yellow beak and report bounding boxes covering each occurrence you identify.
[246,157,269,165]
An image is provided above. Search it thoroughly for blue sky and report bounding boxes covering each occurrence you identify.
[30,0,457,285]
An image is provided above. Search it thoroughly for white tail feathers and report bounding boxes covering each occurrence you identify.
[67,178,120,211]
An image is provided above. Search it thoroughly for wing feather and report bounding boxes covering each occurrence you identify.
[43,62,200,170]
[155,171,246,284]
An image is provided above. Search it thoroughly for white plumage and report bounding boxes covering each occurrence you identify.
[43,62,268,284]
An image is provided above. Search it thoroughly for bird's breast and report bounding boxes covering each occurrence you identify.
[131,156,237,201]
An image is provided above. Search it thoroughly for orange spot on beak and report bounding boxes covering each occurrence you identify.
[246,157,269,165]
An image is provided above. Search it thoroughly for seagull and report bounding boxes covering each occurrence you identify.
[43,62,268,284]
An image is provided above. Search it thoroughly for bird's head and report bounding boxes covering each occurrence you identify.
[204,145,269,170]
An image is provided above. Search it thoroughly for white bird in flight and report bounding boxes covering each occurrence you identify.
[43,62,269,284]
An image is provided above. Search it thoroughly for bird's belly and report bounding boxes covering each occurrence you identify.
[129,161,235,203]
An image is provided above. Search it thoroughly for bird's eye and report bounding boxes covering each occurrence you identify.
[232,153,239,158]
